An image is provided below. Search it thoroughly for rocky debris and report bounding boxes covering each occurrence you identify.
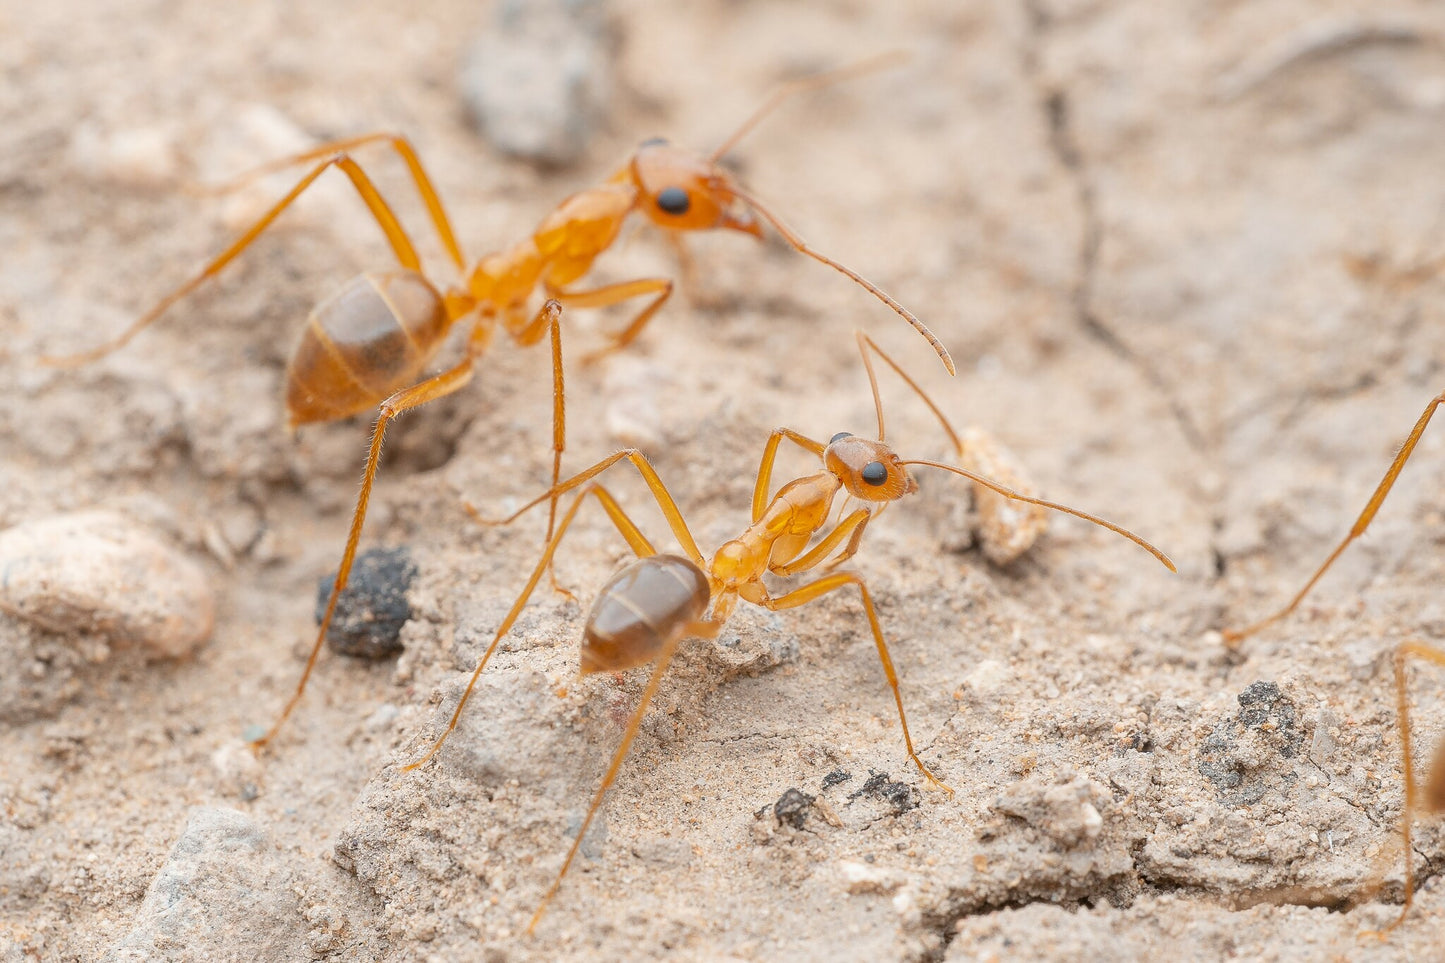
[1197,680,1306,806]
[709,603,802,671]
[0,511,213,659]
[101,808,309,962]
[846,770,920,817]
[1138,690,1378,902]
[0,616,89,723]
[993,771,1105,848]
[959,426,1050,565]
[459,0,613,166]
[316,545,418,659]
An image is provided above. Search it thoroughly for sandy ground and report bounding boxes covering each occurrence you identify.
[6,0,1445,960]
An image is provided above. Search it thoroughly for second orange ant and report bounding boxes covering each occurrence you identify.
[1224,391,1445,646]
[42,56,953,748]
[401,331,1175,932]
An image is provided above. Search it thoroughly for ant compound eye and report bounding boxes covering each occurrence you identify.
[829,431,854,444]
[861,462,888,486]
[656,186,691,215]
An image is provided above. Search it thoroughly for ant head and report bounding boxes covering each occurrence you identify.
[628,139,763,238]
[824,432,916,502]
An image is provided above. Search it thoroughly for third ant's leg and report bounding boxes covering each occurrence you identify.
[249,358,476,751]
[1224,392,1445,647]
[1363,640,1445,937]
[762,572,953,795]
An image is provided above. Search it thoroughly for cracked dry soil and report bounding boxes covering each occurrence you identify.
[6,1,1445,960]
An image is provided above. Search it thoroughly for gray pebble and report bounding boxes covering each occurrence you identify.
[459,0,612,166]
[101,808,309,962]
[0,511,214,659]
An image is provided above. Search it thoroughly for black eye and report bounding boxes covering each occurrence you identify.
[861,462,888,486]
[829,431,853,444]
[656,187,690,215]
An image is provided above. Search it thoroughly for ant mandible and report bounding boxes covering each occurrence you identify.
[402,331,1175,932]
[1224,391,1445,646]
[43,55,955,748]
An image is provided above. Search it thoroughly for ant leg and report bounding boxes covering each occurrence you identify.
[44,153,426,366]
[1224,391,1445,647]
[212,132,466,271]
[249,357,476,751]
[403,480,662,772]
[467,449,709,573]
[527,615,723,935]
[751,428,827,522]
[761,571,953,795]
[549,277,673,364]
[508,300,573,597]
[820,511,874,573]
[771,508,871,577]
[1362,641,1445,938]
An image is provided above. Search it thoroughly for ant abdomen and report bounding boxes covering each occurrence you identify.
[581,554,710,675]
[285,271,448,426]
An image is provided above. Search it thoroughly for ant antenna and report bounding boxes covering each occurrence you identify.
[900,459,1178,572]
[855,330,964,449]
[710,51,910,163]
[729,185,955,375]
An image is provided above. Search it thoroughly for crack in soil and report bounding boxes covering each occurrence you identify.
[1020,1,1208,458]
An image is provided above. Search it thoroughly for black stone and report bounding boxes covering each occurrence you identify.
[773,788,815,829]
[315,545,417,659]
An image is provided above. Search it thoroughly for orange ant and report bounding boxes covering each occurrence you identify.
[401,331,1175,932]
[1356,641,1445,937]
[1224,392,1445,646]
[41,56,955,747]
